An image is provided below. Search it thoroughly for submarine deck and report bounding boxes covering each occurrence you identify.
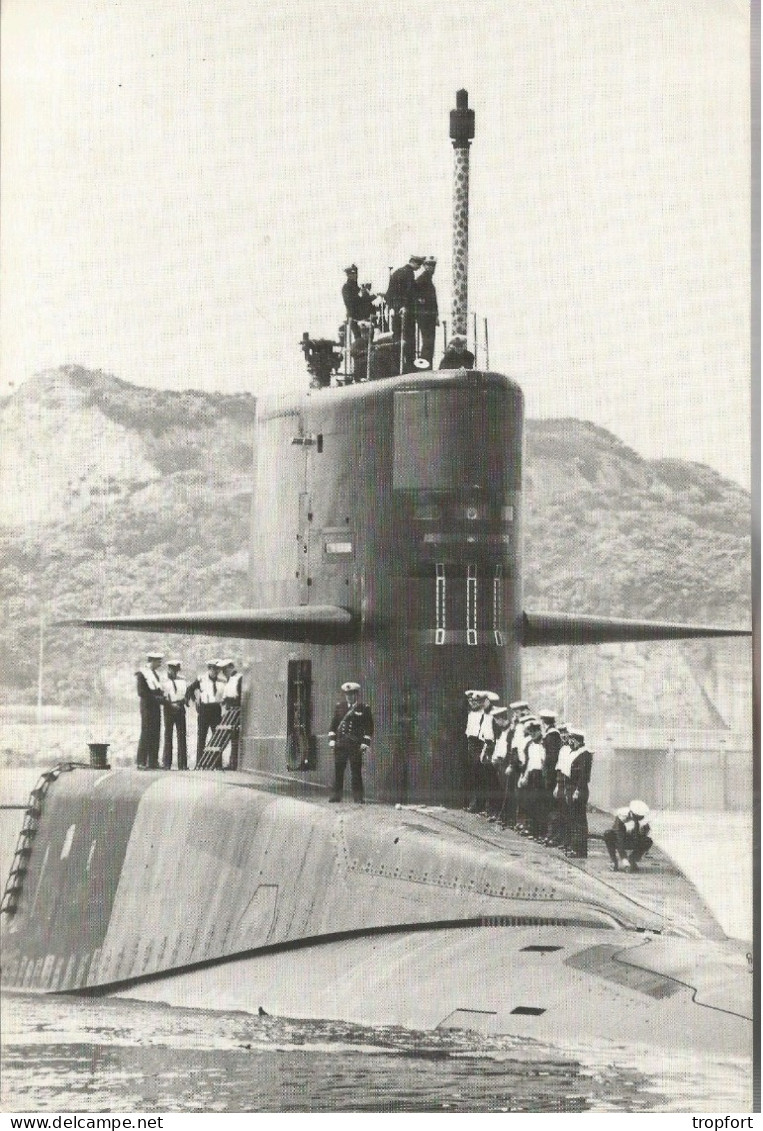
[121,765,726,941]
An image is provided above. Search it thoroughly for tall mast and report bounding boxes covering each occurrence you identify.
[449,89,475,339]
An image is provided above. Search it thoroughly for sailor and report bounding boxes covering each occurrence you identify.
[517,718,546,839]
[496,700,528,829]
[603,800,653,872]
[186,659,225,769]
[221,659,243,771]
[509,701,532,832]
[414,256,439,367]
[439,335,475,371]
[566,727,593,858]
[538,709,562,839]
[356,281,376,323]
[328,681,373,803]
[463,690,484,810]
[385,255,423,372]
[470,691,499,814]
[135,651,164,770]
[487,706,510,821]
[162,659,188,770]
[547,724,573,847]
[341,264,362,341]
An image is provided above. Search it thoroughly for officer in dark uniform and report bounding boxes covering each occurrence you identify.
[439,335,475,370]
[415,256,439,367]
[328,681,373,803]
[135,650,164,769]
[386,256,423,372]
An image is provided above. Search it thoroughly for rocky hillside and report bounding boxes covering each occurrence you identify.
[0,366,751,733]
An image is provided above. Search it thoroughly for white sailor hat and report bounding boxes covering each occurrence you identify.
[629,799,650,819]
[219,658,235,668]
[539,709,556,720]
[492,706,509,719]
[482,691,500,703]
[341,681,361,693]
[207,658,220,667]
[166,658,182,668]
[509,700,529,711]
[567,727,585,742]
[147,650,163,660]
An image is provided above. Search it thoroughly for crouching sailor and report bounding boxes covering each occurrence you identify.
[135,650,164,770]
[328,681,373,803]
[604,800,653,871]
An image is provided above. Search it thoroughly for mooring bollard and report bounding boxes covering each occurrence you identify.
[87,743,110,769]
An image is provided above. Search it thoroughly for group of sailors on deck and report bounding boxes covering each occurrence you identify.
[135,652,242,771]
[462,690,653,870]
[341,258,475,375]
[462,691,592,857]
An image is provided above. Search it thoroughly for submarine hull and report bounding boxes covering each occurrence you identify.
[0,767,751,1060]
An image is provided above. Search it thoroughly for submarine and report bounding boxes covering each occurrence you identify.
[1,92,752,1060]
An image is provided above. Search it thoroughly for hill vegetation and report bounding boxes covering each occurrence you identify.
[0,367,751,733]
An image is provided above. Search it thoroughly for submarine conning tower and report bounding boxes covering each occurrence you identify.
[252,90,522,804]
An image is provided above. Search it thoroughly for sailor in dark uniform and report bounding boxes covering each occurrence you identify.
[328,681,373,803]
[547,724,572,847]
[439,335,475,370]
[538,709,562,840]
[162,659,188,770]
[135,650,164,769]
[185,659,224,768]
[356,282,376,323]
[566,727,593,858]
[386,256,422,372]
[517,718,545,839]
[341,264,362,340]
[498,700,529,829]
[415,256,439,367]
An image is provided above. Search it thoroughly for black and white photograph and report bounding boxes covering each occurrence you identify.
[0,0,755,1115]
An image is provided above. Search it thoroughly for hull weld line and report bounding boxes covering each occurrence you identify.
[55,914,608,997]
